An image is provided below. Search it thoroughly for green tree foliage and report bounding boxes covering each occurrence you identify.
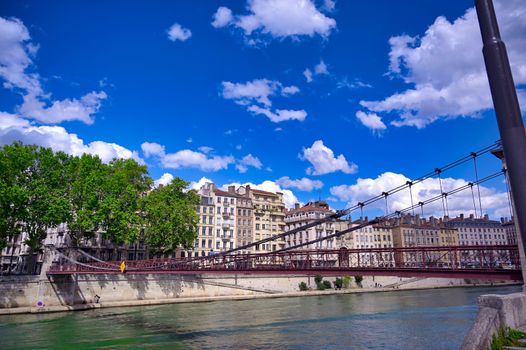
[298,281,308,291]
[141,177,200,254]
[0,143,35,259]
[354,275,364,285]
[63,154,107,246]
[22,147,70,272]
[342,275,353,289]
[334,277,343,289]
[0,142,202,273]
[99,158,152,245]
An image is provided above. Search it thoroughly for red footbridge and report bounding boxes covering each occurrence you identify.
[47,245,523,281]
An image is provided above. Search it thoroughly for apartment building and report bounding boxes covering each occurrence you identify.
[502,219,518,245]
[334,219,352,249]
[285,201,336,250]
[444,214,507,246]
[235,187,254,254]
[243,186,286,252]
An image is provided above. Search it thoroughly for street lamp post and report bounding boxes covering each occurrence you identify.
[475,0,526,283]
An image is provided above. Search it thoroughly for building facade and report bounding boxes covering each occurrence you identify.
[285,201,336,250]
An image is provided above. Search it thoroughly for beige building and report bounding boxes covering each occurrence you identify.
[191,182,237,257]
[238,186,286,252]
[235,188,254,254]
[285,201,336,250]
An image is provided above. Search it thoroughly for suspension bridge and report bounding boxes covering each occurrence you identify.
[46,141,524,281]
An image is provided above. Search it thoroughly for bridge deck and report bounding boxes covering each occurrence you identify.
[47,245,523,280]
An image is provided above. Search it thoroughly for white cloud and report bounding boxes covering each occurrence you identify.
[247,105,307,123]
[0,17,42,95]
[300,140,358,175]
[142,142,235,172]
[314,60,329,75]
[154,173,174,188]
[281,85,300,96]
[360,0,526,128]
[330,172,509,218]
[276,176,323,191]
[18,91,107,125]
[0,112,142,163]
[355,110,387,132]
[198,146,214,154]
[212,7,233,28]
[0,16,107,125]
[236,153,263,173]
[189,176,214,190]
[303,68,313,83]
[167,23,192,42]
[141,142,165,158]
[322,0,336,12]
[221,79,298,106]
[221,180,300,208]
[212,0,336,41]
[304,59,330,82]
[221,78,306,123]
[162,150,234,172]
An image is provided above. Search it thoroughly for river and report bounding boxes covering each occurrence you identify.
[0,285,521,349]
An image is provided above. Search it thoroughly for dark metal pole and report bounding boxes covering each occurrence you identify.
[475,0,526,281]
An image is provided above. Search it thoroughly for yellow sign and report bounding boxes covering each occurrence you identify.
[120,261,126,273]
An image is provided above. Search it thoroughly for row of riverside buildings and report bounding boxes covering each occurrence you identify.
[0,181,519,274]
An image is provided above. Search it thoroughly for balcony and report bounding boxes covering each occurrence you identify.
[221,235,232,241]
[222,223,231,230]
[222,212,231,219]
[223,201,230,207]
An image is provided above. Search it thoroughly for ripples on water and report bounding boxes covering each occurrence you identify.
[0,285,521,350]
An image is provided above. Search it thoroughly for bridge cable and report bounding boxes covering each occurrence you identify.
[186,141,501,260]
[407,181,415,216]
[472,152,484,217]
[469,183,478,217]
[503,169,514,218]
[275,170,504,253]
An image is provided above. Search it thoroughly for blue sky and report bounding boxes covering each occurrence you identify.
[1,0,525,218]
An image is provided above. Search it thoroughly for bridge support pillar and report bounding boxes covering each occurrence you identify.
[476,0,526,287]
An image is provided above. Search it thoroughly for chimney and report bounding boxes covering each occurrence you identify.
[294,203,300,209]
[469,213,474,219]
[484,214,489,220]
[228,185,235,194]
[460,213,464,219]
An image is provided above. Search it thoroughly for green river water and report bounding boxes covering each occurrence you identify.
[0,285,522,349]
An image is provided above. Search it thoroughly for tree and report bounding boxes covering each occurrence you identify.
[62,154,107,248]
[141,177,200,255]
[354,275,364,286]
[99,158,152,245]
[298,281,308,291]
[334,277,343,290]
[322,280,332,289]
[0,143,34,272]
[342,275,353,289]
[23,147,70,273]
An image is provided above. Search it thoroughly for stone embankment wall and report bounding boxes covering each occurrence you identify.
[0,274,513,313]
[461,291,526,350]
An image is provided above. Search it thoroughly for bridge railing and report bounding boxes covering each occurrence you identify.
[47,245,521,276]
